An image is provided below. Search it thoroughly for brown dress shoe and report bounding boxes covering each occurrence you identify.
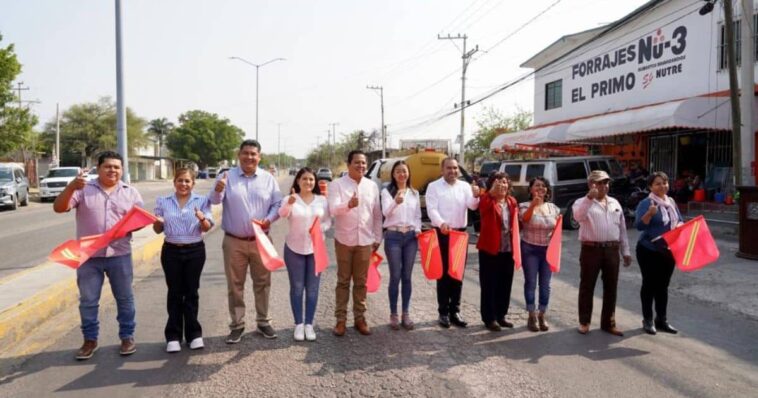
[354,319,372,335]
[76,340,98,360]
[333,320,346,337]
[602,326,624,337]
[577,324,590,334]
[120,337,137,356]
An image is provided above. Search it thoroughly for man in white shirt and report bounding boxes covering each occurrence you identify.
[328,150,383,336]
[572,170,632,337]
[425,157,480,328]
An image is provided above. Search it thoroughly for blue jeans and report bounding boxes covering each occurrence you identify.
[521,241,552,312]
[76,254,135,340]
[383,230,418,314]
[284,244,321,325]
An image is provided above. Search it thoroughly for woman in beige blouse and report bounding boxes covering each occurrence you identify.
[519,177,561,332]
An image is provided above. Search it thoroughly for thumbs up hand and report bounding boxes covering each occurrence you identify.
[70,168,88,190]
[471,182,480,198]
[288,188,297,205]
[215,172,228,193]
[348,191,359,208]
[647,201,658,216]
[194,207,205,221]
[394,189,405,204]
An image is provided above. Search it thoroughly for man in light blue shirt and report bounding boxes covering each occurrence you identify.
[210,139,283,343]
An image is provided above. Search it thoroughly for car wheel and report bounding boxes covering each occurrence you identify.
[20,190,29,206]
[563,204,580,230]
[9,194,18,210]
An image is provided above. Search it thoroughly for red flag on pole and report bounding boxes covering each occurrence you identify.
[510,208,522,270]
[367,251,383,293]
[49,206,158,269]
[417,229,443,280]
[661,215,720,272]
[447,230,469,281]
[546,215,563,273]
[309,216,329,275]
[252,221,285,271]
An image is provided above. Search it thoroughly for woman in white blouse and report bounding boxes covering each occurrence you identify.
[519,177,561,332]
[381,161,422,330]
[278,167,331,342]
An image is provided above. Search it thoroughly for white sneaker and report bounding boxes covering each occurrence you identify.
[189,337,204,350]
[166,341,181,353]
[304,324,316,341]
[294,324,305,341]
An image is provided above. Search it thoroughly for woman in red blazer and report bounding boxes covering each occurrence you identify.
[476,171,519,332]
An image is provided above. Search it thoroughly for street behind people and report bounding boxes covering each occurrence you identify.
[519,177,561,332]
[635,171,682,335]
[328,150,382,337]
[278,167,331,342]
[53,151,143,360]
[153,168,213,353]
[381,160,422,331]
[425,157,480,329]
[476,171,517,332]
[572,170,632,336]
[209,139,283,344]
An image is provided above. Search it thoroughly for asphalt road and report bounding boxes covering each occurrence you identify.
[0,180,215,279]
[0,180,756,397]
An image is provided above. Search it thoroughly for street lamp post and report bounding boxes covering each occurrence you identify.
[229,56,286,141]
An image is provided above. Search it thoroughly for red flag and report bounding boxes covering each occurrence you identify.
[510,208,522,270]
[661,215,720,272]
[252,221,285,271]
[367,251,383,293]
[546,215,563,273]
[447,230,469,281]
[49,206,158,269]
[417,229,443,280]
[309,216,329,275]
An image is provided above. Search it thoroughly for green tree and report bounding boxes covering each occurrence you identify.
[0,34,38,156]
[147,117,174,158]
[464,106,532,168]
[41,97,148,167]
[304,130,368,171]
[166,110,243,170]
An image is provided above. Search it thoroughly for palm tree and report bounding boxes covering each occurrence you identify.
[147,118,174,179]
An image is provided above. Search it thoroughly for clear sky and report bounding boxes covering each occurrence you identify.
[0,0,650,158]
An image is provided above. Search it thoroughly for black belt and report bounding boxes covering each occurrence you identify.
[434,227,467,232]
[225,232,257,241]
[582,241,620,248]
[164,241,204,248]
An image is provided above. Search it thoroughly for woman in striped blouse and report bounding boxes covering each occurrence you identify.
[153,168,213,353]
[278,167,331,342]
[519,177,561,332]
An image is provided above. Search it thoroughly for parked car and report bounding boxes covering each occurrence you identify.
[39,167,82,202]
[478,160,502,179]
[497,155,633,229]
[86,167,98,181]
[0,163,30,210]
[288,167,298,176]
[197,170,209,179]
[316,168,333,181]
[207,167,218,178]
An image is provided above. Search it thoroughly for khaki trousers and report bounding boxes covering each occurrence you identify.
[222,235,271,330]
[334,239,372,322]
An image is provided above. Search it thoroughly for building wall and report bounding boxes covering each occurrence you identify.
[531,0,755,125]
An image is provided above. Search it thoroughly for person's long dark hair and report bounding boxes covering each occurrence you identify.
[291,167,321,195]
[386,160,415,197]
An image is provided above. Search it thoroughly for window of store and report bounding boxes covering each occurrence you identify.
[717,15,758,70]
[556,161,587,181]
[545,79,562,110]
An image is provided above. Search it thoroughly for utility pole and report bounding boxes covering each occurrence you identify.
[55,103,60,167]
[277,123,282,170]
[14,82,29,107]
[438,33,478,167]
[366,85,386,158]
[329,122,339,168]
[115,0,129,182]
[722,1,743,187]
[739,0,755,186]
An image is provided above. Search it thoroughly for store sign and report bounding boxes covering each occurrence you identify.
[570,26,688,103]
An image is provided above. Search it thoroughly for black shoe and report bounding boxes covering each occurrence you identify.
[655,319,678,334]
[450,313,468,328]
[226,328,244,344]
[485,321,502,332]
[257,324,278,339]
[642,319,657,335]
[496,318,514,328]
[438,315,451,328]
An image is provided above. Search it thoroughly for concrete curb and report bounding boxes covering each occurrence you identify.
[0,205,222,358]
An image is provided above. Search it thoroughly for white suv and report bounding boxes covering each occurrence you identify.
[40,167,82,202]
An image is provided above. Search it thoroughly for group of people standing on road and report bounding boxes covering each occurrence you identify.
[54,140,682,361]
